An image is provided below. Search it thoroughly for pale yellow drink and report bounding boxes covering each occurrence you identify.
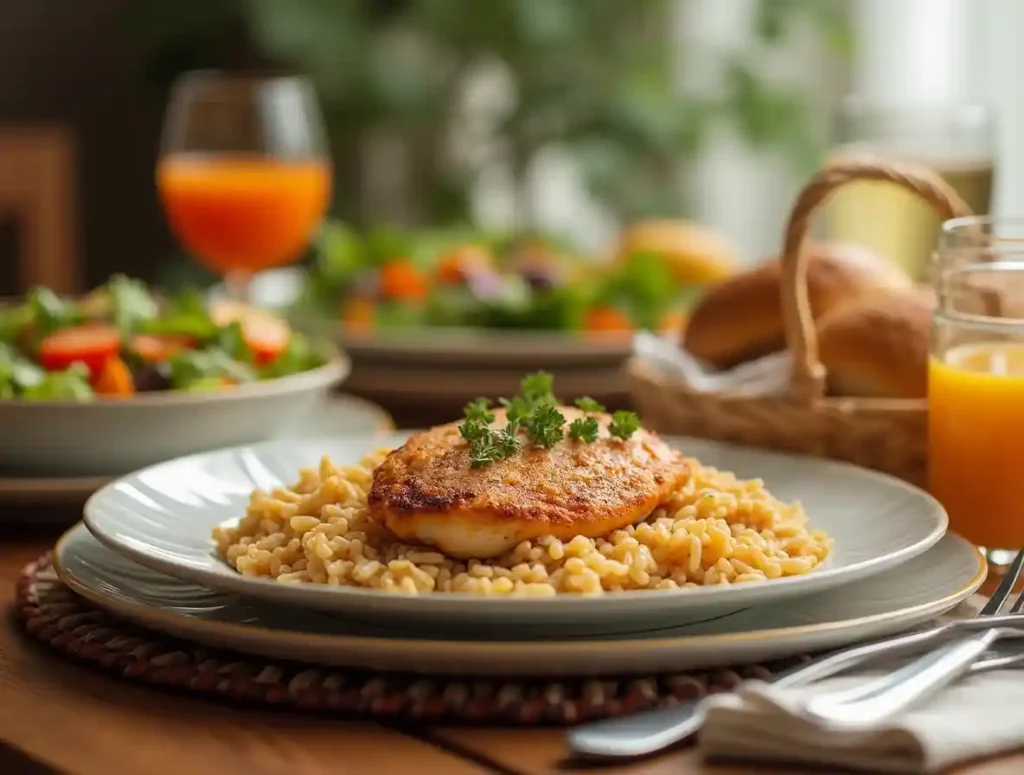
[824,153,994,281]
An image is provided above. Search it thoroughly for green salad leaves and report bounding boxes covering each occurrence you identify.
[0,343,91,400]
[0,276,328,402]
[302,219,701,336]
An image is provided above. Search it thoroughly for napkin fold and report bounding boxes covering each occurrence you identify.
[699,669,1024,774]
[631,332,792,396]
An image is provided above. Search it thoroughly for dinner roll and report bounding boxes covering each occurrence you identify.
[617,219,739,285]
[816,287,933,399]
[684,243,911,368]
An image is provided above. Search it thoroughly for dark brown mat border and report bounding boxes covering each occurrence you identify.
[16,552,810,726]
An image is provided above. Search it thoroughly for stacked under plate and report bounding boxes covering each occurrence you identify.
[59,433,982,677]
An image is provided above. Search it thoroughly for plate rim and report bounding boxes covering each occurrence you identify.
[0,395,394,499]
[82,432,950,611]
[54,523,987,653]
[297,316,636,355]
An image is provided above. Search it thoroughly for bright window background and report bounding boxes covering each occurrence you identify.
[471,0,1014,265]
[972,0,1024,220]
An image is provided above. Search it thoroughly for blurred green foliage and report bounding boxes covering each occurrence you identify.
[127,0,848,230]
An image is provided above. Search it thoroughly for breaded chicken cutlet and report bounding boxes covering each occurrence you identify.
[367,407,690,559]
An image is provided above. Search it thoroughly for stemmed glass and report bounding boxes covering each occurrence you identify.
[156,71,332,301]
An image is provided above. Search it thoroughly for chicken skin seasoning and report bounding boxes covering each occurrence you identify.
[368,407,691,559]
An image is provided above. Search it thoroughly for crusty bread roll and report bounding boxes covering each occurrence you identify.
[617,219,739,285]
[684,243,911,368]
[816,286,933,399]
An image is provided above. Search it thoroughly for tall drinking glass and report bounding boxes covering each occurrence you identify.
[825,98,995,282]
[930,217,1024,565]
[156,71,332,301]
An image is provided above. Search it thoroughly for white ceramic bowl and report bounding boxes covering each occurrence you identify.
[0,352,349,477]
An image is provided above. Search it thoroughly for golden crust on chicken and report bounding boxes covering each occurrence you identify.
[368,407,690,559]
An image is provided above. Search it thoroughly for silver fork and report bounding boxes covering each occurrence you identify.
[566,549,1024,760]
[798,578,1024,727]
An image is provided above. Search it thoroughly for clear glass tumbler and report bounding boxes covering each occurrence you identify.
[931,218,1024,564]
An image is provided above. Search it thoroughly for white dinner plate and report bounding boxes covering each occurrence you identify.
[0,395,393,513]
[55,524,984,676]
[83,434,948,630]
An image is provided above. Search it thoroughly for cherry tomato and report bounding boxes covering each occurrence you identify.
[38,323,121,375]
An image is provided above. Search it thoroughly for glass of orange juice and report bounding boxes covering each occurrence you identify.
[157,71,331,300]
[930,217,1024,564]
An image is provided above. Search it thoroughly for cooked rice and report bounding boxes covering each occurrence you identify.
[213,450,833,596]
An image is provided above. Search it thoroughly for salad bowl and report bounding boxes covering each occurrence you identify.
[0,277,348,476]
[0,359,347,476]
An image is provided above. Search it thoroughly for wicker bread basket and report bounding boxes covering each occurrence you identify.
[627,159,974,487]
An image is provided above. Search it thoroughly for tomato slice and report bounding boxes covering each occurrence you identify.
[38,323,122,374]
[130,334,195,363]
[210,300,291,364]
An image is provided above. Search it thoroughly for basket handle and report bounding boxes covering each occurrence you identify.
[779,158,974,403]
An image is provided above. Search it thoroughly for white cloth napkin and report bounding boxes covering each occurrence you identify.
[631,332,791,396]
[698,662,1024,774]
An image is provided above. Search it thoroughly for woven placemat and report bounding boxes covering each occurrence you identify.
[16,552,813,725]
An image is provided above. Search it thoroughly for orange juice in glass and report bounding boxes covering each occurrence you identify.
[930,342,1024,551]
[930,217,1024,560]
[158,72,330,297]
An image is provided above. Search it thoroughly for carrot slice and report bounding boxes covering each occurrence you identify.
[341,298,377,334]
[93,357,136,397]
[583,306,634,334]
[130,334,195,363]
[209,301,291,364]
[38,323,121,374]
[436,245,492,284]
[658,312,687,334]
[379,258,428,301]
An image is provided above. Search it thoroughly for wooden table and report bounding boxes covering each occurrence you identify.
[0,530,1021,775]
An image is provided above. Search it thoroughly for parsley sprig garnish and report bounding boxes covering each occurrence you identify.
[525,403,566,449]
[608,410,641,440]
[569,397,604,443]
[458,373,641,468]
[459,397,514,468]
